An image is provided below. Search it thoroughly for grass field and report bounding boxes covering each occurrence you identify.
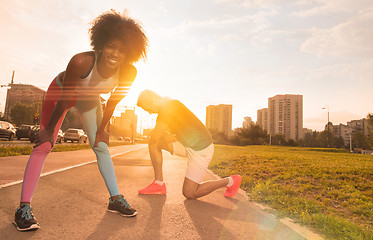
[209,145,373,240]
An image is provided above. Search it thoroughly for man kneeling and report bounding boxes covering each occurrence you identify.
[137,89,242,199]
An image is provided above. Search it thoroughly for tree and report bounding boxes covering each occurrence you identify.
[234,123,268,145]
[61,107,83,131]
[352,131,369,149]
[271,134,286,146]
[335,136,345,148]
[207,128,230,145]
[10,103,40,126]
[300,131,318,147]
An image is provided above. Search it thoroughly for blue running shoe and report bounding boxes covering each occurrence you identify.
[108,195,137,217]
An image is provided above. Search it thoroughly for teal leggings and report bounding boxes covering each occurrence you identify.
[75,98,119,197]
[20,77,119,202]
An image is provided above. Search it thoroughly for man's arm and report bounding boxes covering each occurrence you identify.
[149,122,177,154]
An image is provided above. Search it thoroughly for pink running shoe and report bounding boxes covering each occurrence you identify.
[224,175,242,198]
[138,180,166,195]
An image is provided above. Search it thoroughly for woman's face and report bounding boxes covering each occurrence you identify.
[100,38,128,69]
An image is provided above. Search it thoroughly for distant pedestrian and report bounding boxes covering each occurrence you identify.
[137,89,242,199]
[14,10,148,231]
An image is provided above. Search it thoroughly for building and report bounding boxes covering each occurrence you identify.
[111,109,138,140]
[256,108,269,133]
[4,84,45,120]
[332,123,352,146]
[347,119,368,135]
[330,118,368,147]
[206,104,232,137]
[266,94,303,141]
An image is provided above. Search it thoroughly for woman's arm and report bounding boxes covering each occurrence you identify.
[35,53,93,147]
[94,64,137,147]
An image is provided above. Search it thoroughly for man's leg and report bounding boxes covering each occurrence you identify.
[138,138,173,194]
[182,177,229,199]
[148,142,165,181]
[148,135,175,181]
[182,144,242,199]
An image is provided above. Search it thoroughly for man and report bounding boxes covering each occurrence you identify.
[137,89,242,199]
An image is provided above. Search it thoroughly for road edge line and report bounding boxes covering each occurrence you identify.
[0,145,145,190]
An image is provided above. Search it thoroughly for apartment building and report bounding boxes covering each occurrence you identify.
[331,118,368,146]
[266,94,303,141]
[206,104,232,137]
[256,108,269,133]
[4,84,45,120]
[111,109,138,139]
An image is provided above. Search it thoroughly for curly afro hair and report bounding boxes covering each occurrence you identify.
[89,10,148,63]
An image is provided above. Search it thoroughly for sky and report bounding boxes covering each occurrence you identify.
[0,0,372,131]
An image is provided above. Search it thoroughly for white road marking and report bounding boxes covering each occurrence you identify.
[0,146,145,189]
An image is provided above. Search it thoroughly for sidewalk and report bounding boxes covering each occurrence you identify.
[0,145,322,239]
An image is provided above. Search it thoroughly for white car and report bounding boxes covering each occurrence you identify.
[63,128,88,143]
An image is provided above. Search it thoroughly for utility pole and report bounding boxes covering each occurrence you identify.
[349,133,352,152]
[0,70,15,87]
[11,70,15,85]
[322,105,330,147]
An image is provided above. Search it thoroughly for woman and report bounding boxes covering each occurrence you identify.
[14,10,148,231]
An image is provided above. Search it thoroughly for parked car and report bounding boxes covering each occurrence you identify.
[56,129,64,143]
[29,125,40,143]
[29,127,64,144]
[0,120,16,141]
[16,125,34,140]
[63,128,88,143]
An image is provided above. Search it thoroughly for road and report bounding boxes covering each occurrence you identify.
[0,144,322,239]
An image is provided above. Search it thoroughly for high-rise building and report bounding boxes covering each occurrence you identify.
[111,109,138,140]
[267,94,303,140]
[4,84,46,120]
[256,108,269,133]
[206,104,232,137]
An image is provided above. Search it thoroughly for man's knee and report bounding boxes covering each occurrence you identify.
[183,189,197,199]
[148,139,171,153]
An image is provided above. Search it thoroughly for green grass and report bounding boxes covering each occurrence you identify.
[209,145,373,240]
[0,141,133,157]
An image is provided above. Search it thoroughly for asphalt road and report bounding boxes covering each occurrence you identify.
[0,144,322,240]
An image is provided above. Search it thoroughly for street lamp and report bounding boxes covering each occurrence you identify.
[322,105,330,147]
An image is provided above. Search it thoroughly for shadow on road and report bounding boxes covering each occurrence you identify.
[138,194,166,240]
[0,222,37,240]
[86,210,138,240]
[184,199,239,240]
[184,197,305,240]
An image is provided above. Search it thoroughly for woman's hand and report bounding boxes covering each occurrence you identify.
[94,130,109,147]
[34,128,55,148]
